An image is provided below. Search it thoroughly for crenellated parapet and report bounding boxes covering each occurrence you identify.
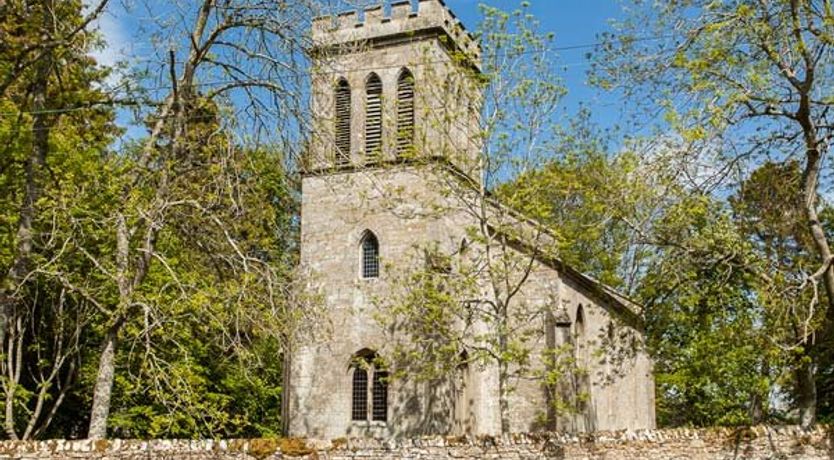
[312,0,480,68]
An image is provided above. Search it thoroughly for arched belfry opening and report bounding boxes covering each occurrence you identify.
[396,68,415,157]
[334,78,352,164]
[365,73,383,157]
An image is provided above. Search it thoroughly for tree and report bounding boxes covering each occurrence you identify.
[374,3,612,434]
[640,194,775,426]
[507,130,786,426]
[593,0,834,427]
[78,99,306,439]
[97,138,302,438]
[48,0,317,439]
[500,114,633,290]
[0,0,117,439]
[730,160,834,424]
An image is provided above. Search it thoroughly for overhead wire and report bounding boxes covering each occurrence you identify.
[0,33,673,119]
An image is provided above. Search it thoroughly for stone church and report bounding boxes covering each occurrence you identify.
[287,0,655,439]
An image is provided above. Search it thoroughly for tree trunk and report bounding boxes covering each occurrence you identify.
[498,360,510,434]
[88,213,132,439]
[796,92,829,426]
[497,312,511,435]
[0,44,51,369]
[750,357,769,424]
[87,320,122,440]
[0,46,52,420]
[795,355,817,429]
[802,172,834,317]
[796,86,834,310]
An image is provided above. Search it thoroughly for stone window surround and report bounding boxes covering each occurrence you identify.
[349,351,389,424]
[359,230,381,280]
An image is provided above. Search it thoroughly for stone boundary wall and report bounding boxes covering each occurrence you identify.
[0,426,831,459]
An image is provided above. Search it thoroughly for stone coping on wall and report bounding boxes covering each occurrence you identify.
[0,425,831,459]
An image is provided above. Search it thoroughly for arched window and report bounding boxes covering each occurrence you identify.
[365,73,383,157]
[372,368,389,421]
[396,68,415,156]
[352,364,369,421]
[361,231,380,279]
[574,304,591,422]
[351,350,388,422]
[575,305,586,363]
[335,78,351,164]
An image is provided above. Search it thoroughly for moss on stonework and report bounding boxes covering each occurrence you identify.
[93,440,109,453]
[248,439,280,459]
[278,437,314,457]
[331,437,348,449]
[215,438,311,459]
[444,435,467,446]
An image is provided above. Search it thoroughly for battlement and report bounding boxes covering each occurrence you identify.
[312,0,480,67]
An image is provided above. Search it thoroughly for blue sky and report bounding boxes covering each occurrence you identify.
[91,1,630,142]
[451,1,628,130]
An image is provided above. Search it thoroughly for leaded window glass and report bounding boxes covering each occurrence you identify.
[362,232,379,279]
[372,370,388,422]
[352,367,368,421]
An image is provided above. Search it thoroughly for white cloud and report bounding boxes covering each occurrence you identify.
[84,1,131,69]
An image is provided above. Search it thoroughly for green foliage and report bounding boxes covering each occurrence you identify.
[96,115,298,438]
[498,113,632,289]
[0,0,120,440]
[590,0,834,426]
[0,0,301,438]
[640,196,774,426]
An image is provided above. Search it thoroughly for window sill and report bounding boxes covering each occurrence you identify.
[350,420,388,427]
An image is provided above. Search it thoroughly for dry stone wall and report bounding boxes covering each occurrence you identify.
[0,426,831,459]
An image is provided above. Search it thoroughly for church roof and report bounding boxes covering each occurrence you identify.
[482,192,646,331]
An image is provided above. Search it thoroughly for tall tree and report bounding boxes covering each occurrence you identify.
[0,0,116,439]
[507,132,784,426]
[374,3,601,434]
[60,0,316,439]
[640,194,774,426]
[594,0,834,427]
[731,160,834,424]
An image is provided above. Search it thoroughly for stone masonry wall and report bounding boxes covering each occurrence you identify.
[0,426,831,460]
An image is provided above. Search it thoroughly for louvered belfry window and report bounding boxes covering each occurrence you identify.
[335,78,351,165]
[365,73,383,158]
[396,69,415,156]
[361,231,379,279]
[352,366,369,421]
[372,370,389,421]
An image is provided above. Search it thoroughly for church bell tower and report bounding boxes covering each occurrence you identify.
[306,0,482,176]
[288,0,484,438]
